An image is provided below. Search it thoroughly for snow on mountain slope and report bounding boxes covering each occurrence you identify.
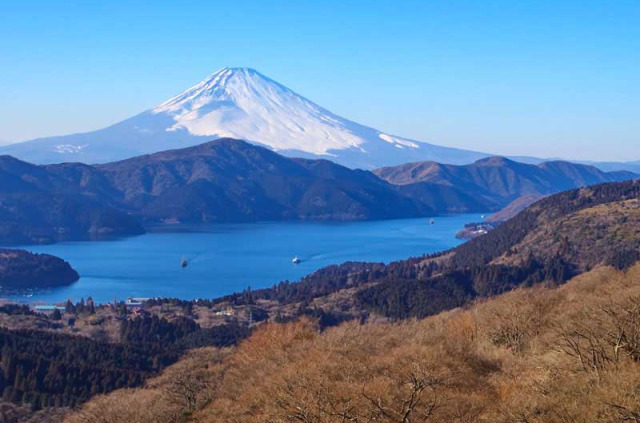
[0,68,488,168]
[152,68,367,155]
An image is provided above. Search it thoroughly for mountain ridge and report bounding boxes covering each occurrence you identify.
[0,138,636,244]
[375,156,637,206]
[95,138,432,223]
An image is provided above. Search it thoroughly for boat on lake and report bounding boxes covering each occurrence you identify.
[292,256,301,264]
[181,257,188,267]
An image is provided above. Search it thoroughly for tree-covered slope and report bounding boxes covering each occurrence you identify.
[375,156,636,206]
[215,180,640,320]
[0,249,79,289]
[66,264,640,423]
[0,156,143,244]
[97,139,431,222]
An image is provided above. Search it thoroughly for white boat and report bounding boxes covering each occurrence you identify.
[430,218,435,225]
[292,256,301,264]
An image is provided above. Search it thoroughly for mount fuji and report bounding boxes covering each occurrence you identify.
[0,68,492,168]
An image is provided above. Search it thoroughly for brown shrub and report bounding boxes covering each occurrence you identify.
[65,264,640,423]
[64,389,180,423]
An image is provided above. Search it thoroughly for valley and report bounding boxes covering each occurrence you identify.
[3,4,639,422]
[4,214,477,303]
[0,180,638,423]
[0,139,634,247]
[1,137,634,300]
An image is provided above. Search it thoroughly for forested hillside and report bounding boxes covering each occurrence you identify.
[0,305,249,422]
[0,249,79,289]
[0,155,143,245]
[65,264,640,423]
[1,139,635,244]
[359,180,640,318]
[0,139,473,243]
[215,180,640,319]
[1,180,639,422]
[375,156,636,205]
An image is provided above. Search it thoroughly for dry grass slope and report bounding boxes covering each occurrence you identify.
[65,264,640,423]
[496,198,640,270]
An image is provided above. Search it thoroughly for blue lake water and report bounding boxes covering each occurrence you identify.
[3,214,482,304]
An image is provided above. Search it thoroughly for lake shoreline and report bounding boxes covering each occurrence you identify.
[2,214,482,305]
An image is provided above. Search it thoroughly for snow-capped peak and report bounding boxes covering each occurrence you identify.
[0,67,489,168]
[151,67,376,155]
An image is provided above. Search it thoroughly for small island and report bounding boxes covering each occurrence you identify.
[0,249,79,289]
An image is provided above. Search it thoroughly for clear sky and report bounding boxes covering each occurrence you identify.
[1,0,638,161]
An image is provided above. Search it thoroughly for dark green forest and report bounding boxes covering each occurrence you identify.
[0,313,249,412]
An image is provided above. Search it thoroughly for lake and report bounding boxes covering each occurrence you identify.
[3,214,482,304]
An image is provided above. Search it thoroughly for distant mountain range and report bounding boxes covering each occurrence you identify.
[0,139,636,244]
[2,67,638,173]
[95,138,429,223]
[582,160,640,173]
[374,157,636,208]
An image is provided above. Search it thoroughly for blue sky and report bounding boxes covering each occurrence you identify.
[1,0,638,161]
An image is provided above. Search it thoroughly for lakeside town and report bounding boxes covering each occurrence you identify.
[0,296,248,343]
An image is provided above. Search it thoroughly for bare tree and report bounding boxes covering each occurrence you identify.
[559,296,640,377]
[560,321,612,376]
[361,368,444,423]
[165,366,213,414]
[601,296,640,362]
